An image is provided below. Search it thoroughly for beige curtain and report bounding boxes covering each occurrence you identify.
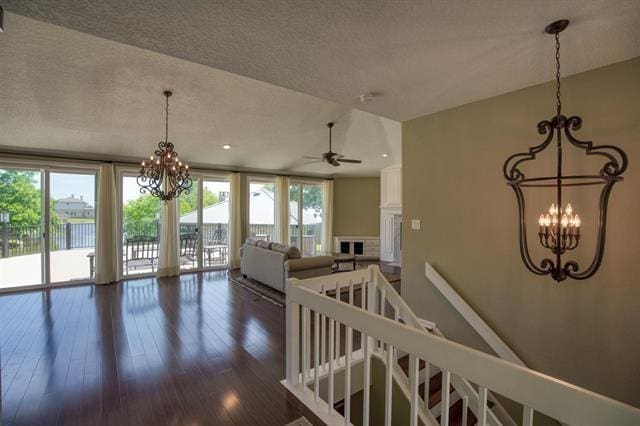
[274,175,290,244]
[95,164,119,284]
[157,194,180,278]
[229,173,243,269]
[321,179,334,253]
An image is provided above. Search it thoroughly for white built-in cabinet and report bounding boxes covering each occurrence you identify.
[380,165,402,208]
[333,236,379,259]
[380,165,402,263]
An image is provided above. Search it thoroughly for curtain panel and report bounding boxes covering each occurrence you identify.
[157,193,180,277]
[322,179,334,253]
[229,173,243,269]
[274,176,290,244]
[95,164,119,284]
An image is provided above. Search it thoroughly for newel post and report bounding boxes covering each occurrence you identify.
[285,277,300,386]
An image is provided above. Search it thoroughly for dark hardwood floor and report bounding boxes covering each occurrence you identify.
[0,270,324,425]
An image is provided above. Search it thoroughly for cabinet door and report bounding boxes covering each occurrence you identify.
[381,167,402,207]
[380,214,395,262]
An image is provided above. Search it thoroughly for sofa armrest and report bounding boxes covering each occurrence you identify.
[285,255,333,272]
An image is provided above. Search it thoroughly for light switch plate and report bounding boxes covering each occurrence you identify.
[411,219,421,230]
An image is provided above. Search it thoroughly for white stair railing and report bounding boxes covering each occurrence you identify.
[283,265,640,426]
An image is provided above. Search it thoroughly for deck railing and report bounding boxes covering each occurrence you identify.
[284,266,640,426]
[1,221,321,259]
[0,222,96,257]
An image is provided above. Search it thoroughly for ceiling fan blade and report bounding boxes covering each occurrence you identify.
[338,158,362,164]
[302,160,324,165]
[303,156,323,160]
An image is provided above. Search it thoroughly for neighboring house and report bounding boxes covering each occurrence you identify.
[55,194,95,219]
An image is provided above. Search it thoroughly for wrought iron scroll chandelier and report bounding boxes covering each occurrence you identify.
[138,91,192,202]
[503,20,628,282]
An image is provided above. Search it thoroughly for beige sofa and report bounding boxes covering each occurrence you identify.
[240,239,333,293]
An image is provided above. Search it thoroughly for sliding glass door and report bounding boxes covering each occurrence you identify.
[0,166,97,289]
[0,167,45,289]
[249,179,275,242]
[49,171,96,283]
[289,182,323,255]
[121,175,161,277]
[178,177,231,270]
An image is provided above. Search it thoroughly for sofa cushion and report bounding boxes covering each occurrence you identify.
[285,255,333,272]
[271,243,302,259]
[255,240,273,250]
[245,238,259,246]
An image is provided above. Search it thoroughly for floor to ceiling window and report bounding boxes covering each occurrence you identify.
[289,182,323,255]
[249,179,276,241]
[0,165,97,290]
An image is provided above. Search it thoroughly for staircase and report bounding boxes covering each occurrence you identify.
[282,265,640,426]
[397,354,480,426]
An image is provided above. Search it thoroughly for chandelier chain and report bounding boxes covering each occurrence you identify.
[165,93,170,142]
[555,32,562,116]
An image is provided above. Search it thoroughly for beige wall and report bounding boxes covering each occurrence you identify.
[402,57,640,407]
[333,177,380,237]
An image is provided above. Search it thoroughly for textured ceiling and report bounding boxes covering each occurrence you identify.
[4,0,640,121]
[0,13,401,177]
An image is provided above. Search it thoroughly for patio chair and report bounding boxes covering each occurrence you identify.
[179,233,198,268]
[125,236,159,274]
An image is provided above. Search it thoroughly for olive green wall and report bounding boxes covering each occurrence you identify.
[402,57,640,407]
[333,177,380,237]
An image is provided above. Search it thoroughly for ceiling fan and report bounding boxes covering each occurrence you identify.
[304,122,362,167]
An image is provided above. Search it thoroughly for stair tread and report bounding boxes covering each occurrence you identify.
[436,399,477,426]
[397,354,428,375]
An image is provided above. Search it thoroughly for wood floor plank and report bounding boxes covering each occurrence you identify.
[1,271,325,425]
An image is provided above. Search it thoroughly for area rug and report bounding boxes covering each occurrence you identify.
[228,272,285,307]
[229,268,399,307]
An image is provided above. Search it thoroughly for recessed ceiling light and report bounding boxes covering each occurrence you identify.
[381,153,389,158]
[222,144,232,150]
[360,93,375,104]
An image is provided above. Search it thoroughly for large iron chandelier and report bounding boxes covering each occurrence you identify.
[138,91,192,202]
[503,20,628,282]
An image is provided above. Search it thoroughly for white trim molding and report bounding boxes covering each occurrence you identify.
[425,261,525,367]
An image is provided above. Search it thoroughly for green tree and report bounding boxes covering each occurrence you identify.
[0,170,59,227]
[289,185,323,211]
[123,194,161,237]
[178,188,219,215]
[123,189,219,237]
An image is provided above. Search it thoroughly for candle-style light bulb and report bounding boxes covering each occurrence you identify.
[185,165,189,169]
[561,214,569,227]
[156,160,160,165]
[565,203,573,216]
[551,214,558,225]
[549,203,556,215]
[141,160,146,166]
[150,156,154,160]
[573,214,581,228]
[539,214,545,227]
[544,214,551,227]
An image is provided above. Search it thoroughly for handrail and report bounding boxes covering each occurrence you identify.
[425,261,526,366]
[288,281,640,426]
[373,268,504,425]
